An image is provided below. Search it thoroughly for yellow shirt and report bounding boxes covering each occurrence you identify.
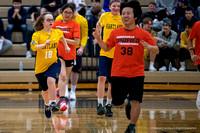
[31,29,63,74]
[180,31,195,49]
[99,12,124,58]
[55,14,88,48]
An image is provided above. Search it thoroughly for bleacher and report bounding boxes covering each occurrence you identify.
[0,0,200,90]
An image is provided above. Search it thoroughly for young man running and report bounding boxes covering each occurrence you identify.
[93,0,159,132]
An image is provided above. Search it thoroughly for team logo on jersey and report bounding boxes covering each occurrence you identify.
[116,36,140,45]
[31,40,37,45]
[56,26,71,33]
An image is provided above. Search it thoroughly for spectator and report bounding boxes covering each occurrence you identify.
[142,17,158,71]
[0,18,12,54]
[156,18,178,71]
[86,0,101,18]
[40,0,65,17]
[140,2,157,23]
[174,0,193,26]
[155,0,177,20]
[188,0,200,18]
[6,0,27,45]
[179,24,195,71]
[178,7,199,33]
[26,9,40,58]
[68,0,86,17]
[87,5,102,56]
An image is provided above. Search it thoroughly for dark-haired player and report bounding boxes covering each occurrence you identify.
[93,0,159,132]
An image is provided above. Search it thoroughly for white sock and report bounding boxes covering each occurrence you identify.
[98,98,104,106]
[49,100,56,104]
[71,85,76,92]
[65,84,68,97]
[45,103,50,106]
[106,97,112,105]
[150,62,154,67]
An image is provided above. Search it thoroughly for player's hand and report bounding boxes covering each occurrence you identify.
[65,46,70,53]
[191,55,200,62]
[45,39,51,46]
[93,22,101,40]
[77,47,84,56]
[141,40,150,49]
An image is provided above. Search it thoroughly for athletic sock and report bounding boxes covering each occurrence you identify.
[71,85,76,92]
[98,98,104,106]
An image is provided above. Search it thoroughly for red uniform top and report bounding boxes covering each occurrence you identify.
[53,20,80,60]
[189,21,200,66]
[106,26,157,78]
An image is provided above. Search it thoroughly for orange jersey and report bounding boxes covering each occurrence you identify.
[189,21,200,66]
[53,20,80,60]
[106,26,157,77]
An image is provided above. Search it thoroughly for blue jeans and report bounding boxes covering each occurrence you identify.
[6,24,27,43]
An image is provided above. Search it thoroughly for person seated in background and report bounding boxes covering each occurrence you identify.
[156,18,178,71]
[87,5,102,57]
[142,17,158,71]
[0,18,12,54]
[178,7,198,34]
[68,0,86,17]
[179,24,195,71]
[188,0,200,18]
[155,0,178,31]
[6,0,27,45]
[40,0,66,17]
[174,0,193,27]
[86,0,101,18]
[26,6,40,58]
[139,2,157,23]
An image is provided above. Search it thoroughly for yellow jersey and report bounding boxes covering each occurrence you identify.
[99,12,124,58]
[31,29,63,74]
[55,14,88,48]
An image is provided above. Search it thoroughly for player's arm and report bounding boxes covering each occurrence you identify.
[60,36,70,53]
[141,40,159,54]
[93,23,112,51]
[188,38,200,61]
[65,37,80,46]
[31,33,51,51]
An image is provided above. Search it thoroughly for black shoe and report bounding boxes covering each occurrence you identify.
[125,96,131,120]
[44,105,52,118]
[125,124,135,133]
[105,104,113,117]
[97,104,105,115]
[50,102,59,112]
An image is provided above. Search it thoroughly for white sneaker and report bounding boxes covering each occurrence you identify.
[69,91,76,100]
[179,66,185,71]
[159,66,167,71]
[196,91,200,109]
[26,51,32,58]
[149,65,157,71]
[171,67,177,71]
[21,43,27,46]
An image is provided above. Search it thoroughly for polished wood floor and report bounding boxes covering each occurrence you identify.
[0,90,200,133]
